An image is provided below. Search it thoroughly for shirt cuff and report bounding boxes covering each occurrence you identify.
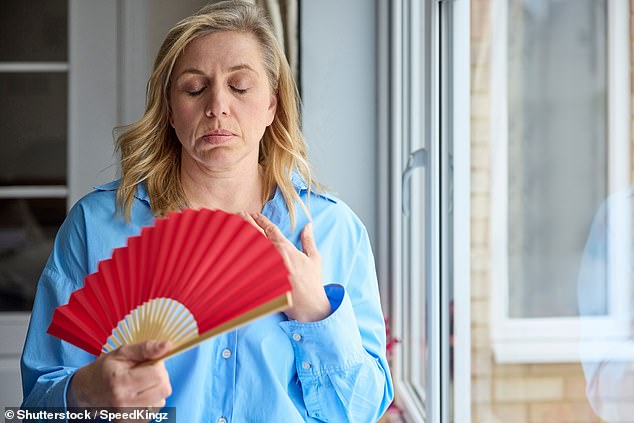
[278,284,366,377]
[62,372,74,409]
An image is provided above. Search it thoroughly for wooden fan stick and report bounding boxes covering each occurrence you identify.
[163,313,197,345]
[152,298,165,339]
[171,327,198,347]
[146,298,159,340]
[161,305,190,341]
[145,292,292,364]
[154,298,177,338]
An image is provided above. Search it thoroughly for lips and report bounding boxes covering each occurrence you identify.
[200,129,235,145]
[205,129,233,136]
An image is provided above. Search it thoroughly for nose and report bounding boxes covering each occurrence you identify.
[205,85,230,118]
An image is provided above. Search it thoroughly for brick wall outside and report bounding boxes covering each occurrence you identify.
[468,0,633,422]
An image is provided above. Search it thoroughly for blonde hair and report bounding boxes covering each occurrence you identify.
[115,0,318,226]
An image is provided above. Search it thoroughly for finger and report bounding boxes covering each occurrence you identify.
[251,212,290,245]
[128,361,169,386]
[134,367,171,401]
[114,340,171,363]
[300,223,320,258]
[128,382,171,407]
[237,211,266,236]
[277,244,293,271]
[107,361,167,398]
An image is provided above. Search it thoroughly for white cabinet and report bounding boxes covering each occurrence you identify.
[0,0,212,408]
[0,0,118,406]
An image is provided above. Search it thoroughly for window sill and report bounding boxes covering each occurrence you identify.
[492,339,634,364]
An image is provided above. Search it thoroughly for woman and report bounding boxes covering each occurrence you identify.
[21,1,393,421]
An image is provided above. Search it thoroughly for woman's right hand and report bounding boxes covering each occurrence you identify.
[67,340,172,408]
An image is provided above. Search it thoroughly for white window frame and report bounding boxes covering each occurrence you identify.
[379,0,439,420]
[451,0,471,421]
[490,0,632,363]
[379,0,471,421]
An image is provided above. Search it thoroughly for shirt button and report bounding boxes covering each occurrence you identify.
[217,417,227,423]
[302,361,311,370]
[221,348,232,359]
[292,333,302,342]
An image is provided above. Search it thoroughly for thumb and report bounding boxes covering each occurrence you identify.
[301,223,319,258]
[115,340,171,363]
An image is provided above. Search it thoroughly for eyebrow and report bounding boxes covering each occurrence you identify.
[175,64,259,80]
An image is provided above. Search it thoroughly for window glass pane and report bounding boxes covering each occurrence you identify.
[0,1,68,62]
[507,0,607,318]
[400,0,431,411]
[0,73,67,186]
[0,198,65,311]
[467,0,633,422]
[403,161,427,402]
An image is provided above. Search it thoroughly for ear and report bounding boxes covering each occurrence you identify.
[266,93,277,127]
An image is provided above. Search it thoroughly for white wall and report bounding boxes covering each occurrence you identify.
[120,0,209,126]
[300,0,378,245]
[70,0,209,204]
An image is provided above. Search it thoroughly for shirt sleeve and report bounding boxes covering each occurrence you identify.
[21,266,94,410]
[21,203,95,412]
[278,228,394,422]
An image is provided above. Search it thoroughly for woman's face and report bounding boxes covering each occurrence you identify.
[169,31,277,173]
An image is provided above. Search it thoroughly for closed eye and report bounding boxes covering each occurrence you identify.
[188,87,205,96]
[230,85,248,95]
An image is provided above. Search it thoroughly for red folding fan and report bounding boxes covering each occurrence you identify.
[47,209,292,359]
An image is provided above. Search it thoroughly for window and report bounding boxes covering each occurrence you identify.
[379,0,471,421]
[379,0,438,420]
[490,0,631,362]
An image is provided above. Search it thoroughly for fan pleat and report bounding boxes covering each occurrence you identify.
[136,226,153,308]
[126,234,142,318]
[110,248,128,321]
[159,210,195,289]
[48,320,101,356]
[186,234,279,318]
[151,212,181,298]
[182,214,244,293]
[181,219,260,306]
[48,306,103,354]
[140,218,166,303]
[161,209,214,297]
[47,209,292,358]
[86,266,117,332]
[67,288,110,343]
[115,242,132,317]
[151,211,198,325]
[172,211,232,303]
[198,270,289,331]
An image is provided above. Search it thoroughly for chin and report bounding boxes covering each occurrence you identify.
[195,152,243,172]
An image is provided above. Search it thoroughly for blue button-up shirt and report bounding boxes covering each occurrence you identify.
[21,175,394,422]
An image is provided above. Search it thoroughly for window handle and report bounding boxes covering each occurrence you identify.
[402,148,428,216]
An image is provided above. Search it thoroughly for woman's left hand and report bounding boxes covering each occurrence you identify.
[242,212,332,322]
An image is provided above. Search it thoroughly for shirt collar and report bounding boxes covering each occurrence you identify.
[290,171,308,192]
[94,179,150,204]
[93,172,332,207]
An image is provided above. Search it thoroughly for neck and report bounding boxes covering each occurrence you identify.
[180,155,264,214]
